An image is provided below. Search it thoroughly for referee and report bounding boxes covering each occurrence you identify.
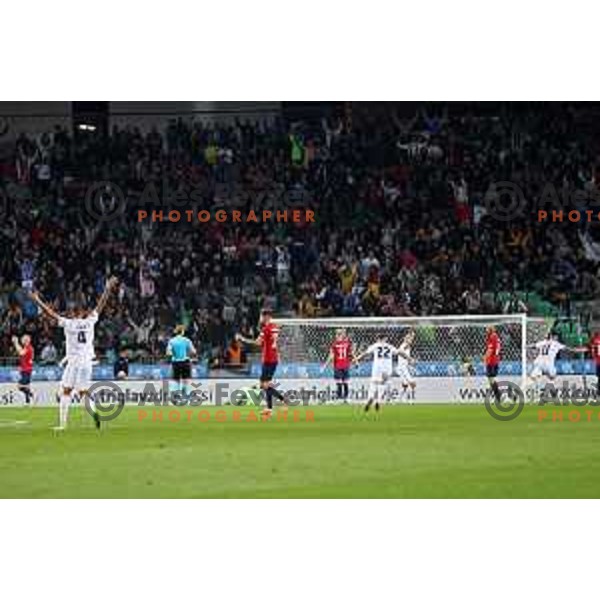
[166,325,197,401]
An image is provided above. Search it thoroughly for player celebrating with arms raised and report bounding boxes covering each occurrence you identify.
[12,334,34,405]
[30,276,119,430]
[484,326,502,404]
[397,329,417,404]
[237,308,285,417]
[354,337,411,414]
[322,328,353,403]
[528,332,574,392]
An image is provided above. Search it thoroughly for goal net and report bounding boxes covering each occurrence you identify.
[273,314,553,403]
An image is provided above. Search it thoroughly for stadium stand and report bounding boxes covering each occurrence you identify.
[0,102,598,365]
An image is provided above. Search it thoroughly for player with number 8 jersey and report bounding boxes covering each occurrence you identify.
[59,312,99,389]
[29,276,119,430]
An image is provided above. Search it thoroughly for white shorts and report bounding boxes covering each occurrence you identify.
[531,360,556,379]
[370,368,393,384]
[396,362,415,385]
[61,358,93,391]
[368,379,391,401]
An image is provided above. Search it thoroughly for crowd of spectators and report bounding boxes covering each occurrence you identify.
[1,102,599,364]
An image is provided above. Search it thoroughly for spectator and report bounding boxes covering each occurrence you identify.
[0,103,597,362]
[224,338,245,368]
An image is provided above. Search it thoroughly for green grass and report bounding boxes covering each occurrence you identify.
[0,403,599,498]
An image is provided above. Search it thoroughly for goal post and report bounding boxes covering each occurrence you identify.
[272,314,553,403]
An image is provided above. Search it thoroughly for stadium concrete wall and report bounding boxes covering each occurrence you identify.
[0,101,72,155]
[108,101,281,133]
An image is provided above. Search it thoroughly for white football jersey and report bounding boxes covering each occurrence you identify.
[397,341,412,365]
[58,311,98,360]
[365,341,400,374]
[534,339,565,363]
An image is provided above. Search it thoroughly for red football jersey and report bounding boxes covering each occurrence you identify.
[332,339,352,369]
[260,323,279,364]
[20,343,33,373]
[485,332,501,366]
[590,334,600,365]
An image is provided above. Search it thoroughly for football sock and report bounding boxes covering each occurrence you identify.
[271,387,284,402]
[59,393,71,428]
[87,394,100,429]
[265,387,273,409]
[491,381,501,403]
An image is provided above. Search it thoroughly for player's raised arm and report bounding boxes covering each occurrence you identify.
[571,341,591,353]
[556,342,576,354]
[353,343,376,364]
[393,345,414,364]
[94,276,119,315]
[11,335,24,356]
[236,332,262,346]
[29,290,61,322]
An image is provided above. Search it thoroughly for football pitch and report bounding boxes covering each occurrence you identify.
[1,403,599,498]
